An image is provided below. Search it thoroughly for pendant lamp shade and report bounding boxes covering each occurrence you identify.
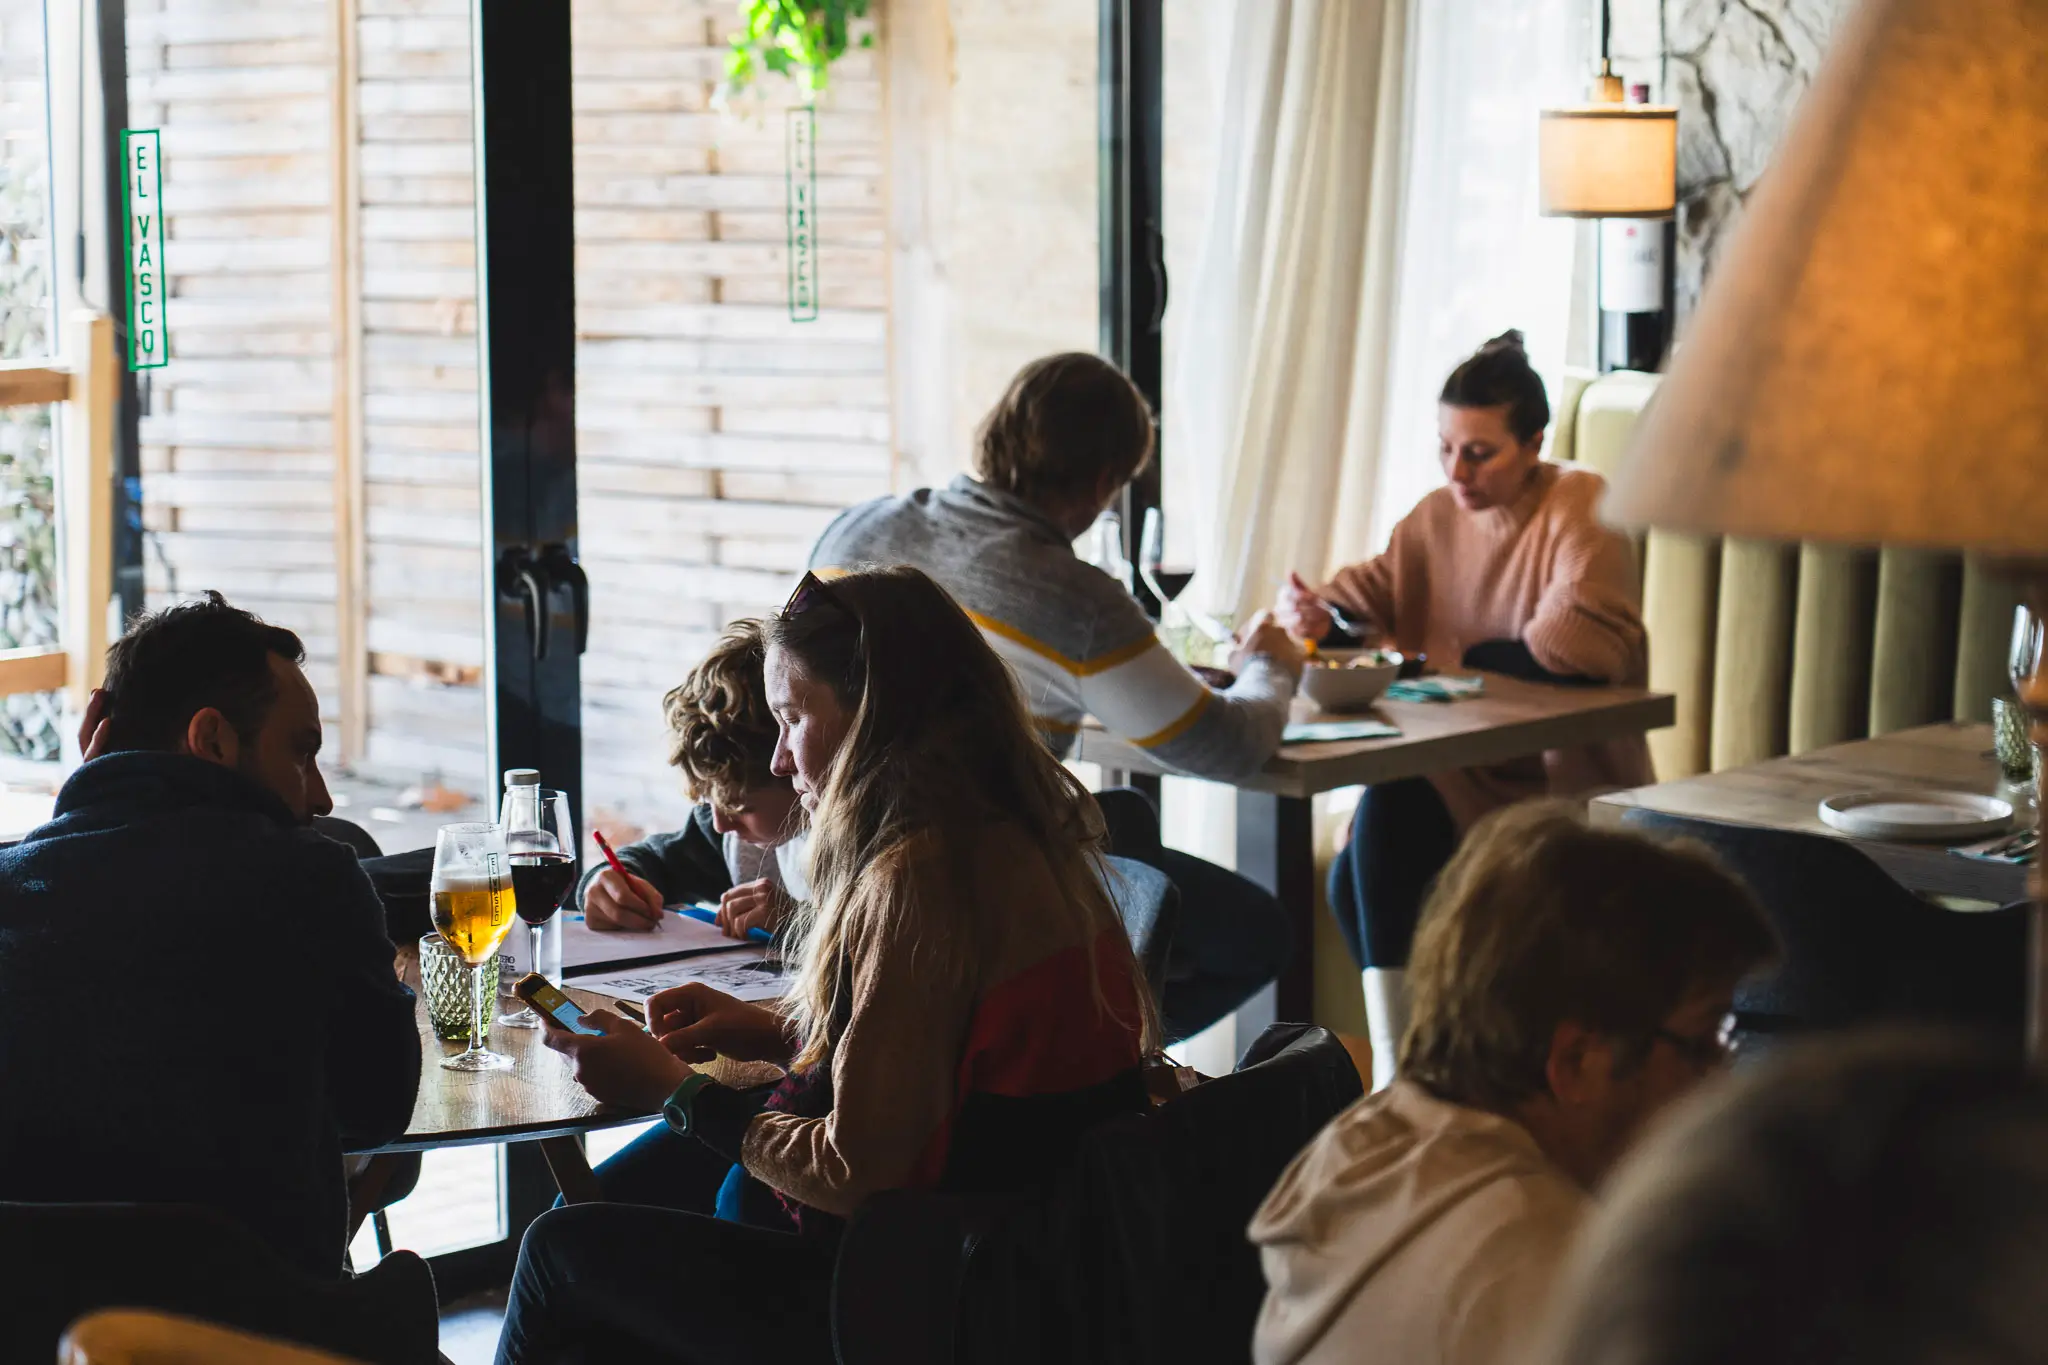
[1602,0,2048,557]
[1538,104,1678,218]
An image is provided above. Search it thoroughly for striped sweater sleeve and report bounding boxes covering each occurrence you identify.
[1074,594,1295,781]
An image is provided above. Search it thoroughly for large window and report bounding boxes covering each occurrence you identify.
[568,5,892,845]
[1370,0,1593,540]
[0,0,64,765]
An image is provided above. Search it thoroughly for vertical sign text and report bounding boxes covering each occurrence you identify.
[122,129,168,370]
[785,107,819,323]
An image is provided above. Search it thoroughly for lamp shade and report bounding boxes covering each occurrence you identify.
[1603,0,2048,556]
[1538,105,1678,217]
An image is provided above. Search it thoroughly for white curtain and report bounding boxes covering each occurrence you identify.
[1360,0,1595,549]
[1166,0,1412,625]
[1168,0,1595,616]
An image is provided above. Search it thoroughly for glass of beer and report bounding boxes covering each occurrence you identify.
[431,821,519,1072]
[499,788,577,1029]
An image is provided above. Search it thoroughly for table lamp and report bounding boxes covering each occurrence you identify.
[1601,0,2048,1048]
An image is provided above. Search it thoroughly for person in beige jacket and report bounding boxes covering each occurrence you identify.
[1249,804,1776,1365]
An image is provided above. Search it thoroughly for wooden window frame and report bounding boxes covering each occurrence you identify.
[0,314,117,719]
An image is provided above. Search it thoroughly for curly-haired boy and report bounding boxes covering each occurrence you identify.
[576,619,806,940]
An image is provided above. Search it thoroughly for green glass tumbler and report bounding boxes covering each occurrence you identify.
[1994,696,2040,786]
[420,934,500,1044]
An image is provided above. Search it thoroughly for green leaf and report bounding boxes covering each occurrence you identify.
[724,0,872,97]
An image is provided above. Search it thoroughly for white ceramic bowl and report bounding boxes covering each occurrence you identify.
[1298,653,1400,712]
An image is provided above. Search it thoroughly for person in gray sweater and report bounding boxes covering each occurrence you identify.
[810,352,1304,1038]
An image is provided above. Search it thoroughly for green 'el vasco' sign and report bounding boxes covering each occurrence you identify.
[785,106,818,323]
[121,129,168,371]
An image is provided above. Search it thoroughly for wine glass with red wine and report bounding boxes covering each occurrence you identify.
[1139,507,1195,604]
[499,787,577,1029]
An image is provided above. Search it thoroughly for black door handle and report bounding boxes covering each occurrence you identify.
[1146,217,1168,332]
[542,544,590,656]
[496,546,550,660]
[498,544,589,661]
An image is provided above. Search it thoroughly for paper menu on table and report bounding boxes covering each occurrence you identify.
[572,947,789,1004]
[500,907,739,975]
[1281,719,1402,744]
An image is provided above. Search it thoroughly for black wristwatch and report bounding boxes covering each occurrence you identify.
[661,1073,716,1138]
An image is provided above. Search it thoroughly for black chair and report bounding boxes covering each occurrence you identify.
[0,1202,439,1365]
[1618,810,2027,1050]
[831,1023,1362,1365]
[1100,854,1179,1004]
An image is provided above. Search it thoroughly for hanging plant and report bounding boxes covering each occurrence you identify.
[724,0,873,101]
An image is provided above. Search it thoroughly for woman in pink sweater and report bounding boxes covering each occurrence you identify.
[1275,332,1652,1084]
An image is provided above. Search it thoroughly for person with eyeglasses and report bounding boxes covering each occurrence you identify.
[1534,1031,2048,1365]
[1248,802,1776,1365]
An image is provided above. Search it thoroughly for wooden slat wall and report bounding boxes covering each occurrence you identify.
[355,0,488,784]
[131,0,892,823]
[570,0,889,828]
[129,0,342,716]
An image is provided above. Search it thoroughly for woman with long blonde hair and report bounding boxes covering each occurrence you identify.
[497,566,1154,1365]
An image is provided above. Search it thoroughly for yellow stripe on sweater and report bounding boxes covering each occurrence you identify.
[964,608,1159,678]
[1131,691,1212,749]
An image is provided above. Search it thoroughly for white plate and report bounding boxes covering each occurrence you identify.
[1817,790,2015,842]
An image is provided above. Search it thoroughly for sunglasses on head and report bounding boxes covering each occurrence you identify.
[783,571,858,627]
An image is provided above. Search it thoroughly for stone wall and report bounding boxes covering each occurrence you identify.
[1610,0,1853,322]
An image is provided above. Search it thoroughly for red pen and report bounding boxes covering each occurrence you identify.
[591,829,664,930]
[591,828,629,880]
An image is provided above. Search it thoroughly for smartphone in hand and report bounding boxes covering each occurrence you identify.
[512,972,604,1036]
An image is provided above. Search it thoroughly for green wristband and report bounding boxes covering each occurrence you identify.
[661,1072,716,1138]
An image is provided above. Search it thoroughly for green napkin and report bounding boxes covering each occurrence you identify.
[1383,674,1486,703]
[1282,719,1402,745]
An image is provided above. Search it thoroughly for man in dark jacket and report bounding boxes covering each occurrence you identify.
[0,592,421,1279]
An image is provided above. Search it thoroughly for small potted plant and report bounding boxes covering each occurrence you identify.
[723,0,874,100]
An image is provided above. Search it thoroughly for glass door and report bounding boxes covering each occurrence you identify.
[93,0,583,1289]
[564,4,893,859]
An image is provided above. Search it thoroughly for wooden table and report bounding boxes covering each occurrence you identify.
[347,961,651,1207]
[1590,722,2032,906]
[1077,673,1677,1018]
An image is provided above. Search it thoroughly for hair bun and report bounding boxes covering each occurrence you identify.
[1440,329,1549,440]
